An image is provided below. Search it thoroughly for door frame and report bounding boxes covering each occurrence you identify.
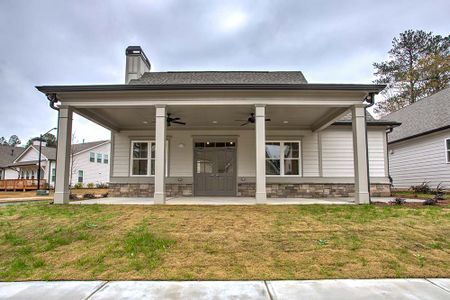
[192,136,238,196]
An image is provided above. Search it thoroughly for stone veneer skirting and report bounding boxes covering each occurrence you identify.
[109,182,390,198]
[238,183,391,198]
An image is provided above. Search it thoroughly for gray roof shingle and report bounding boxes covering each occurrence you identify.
[381,87,450,143]
[130,71,308,85]
[0,146,25,168]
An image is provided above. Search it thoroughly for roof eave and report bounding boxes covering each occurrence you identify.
[36,83,386,94]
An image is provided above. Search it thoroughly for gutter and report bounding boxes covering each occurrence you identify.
[36,83,387,93]
[364,93,376,204]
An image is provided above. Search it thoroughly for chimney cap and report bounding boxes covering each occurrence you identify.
[126,46,151,70]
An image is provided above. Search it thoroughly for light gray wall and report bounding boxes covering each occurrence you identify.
[111,126,388,183]
[388,128,450,189]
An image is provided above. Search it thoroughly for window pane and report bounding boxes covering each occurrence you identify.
[195,142,204,148]
[132,160,148,175]
[205,142,214,147]
[103,154,109,164]
[133,142,148,158]
[284,142,299,158]
[151,143,155,159]
[90,152,95,162]
[266,142,280,159]
[96,153,102,163]
[447,139,450,150]
[150,159,155,175]
[448,151,450,163]
[266,159,281,175]
[284,160,299,175]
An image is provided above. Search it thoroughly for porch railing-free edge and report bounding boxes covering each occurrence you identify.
[0,179,48,191]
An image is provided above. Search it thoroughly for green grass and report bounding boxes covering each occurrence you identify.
[0,203,449,281]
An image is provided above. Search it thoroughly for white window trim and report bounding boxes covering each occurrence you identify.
[129,140,169,177]
[266,140,302,177]
[130,140,153,177]
[89,152,95,163]
[445,138,450,164]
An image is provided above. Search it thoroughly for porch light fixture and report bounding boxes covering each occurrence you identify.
[178,143,185,148]
[206,141,210,145]
[142,121,148,124]
[212,120,218,124]
[283,121,289,124]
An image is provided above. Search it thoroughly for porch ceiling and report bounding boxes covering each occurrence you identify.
[76,105,348,131]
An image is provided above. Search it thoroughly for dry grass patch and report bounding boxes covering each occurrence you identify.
[0,203,449,280]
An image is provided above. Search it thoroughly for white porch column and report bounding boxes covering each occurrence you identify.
[54,106,73,204]
[154,105,167,204]
[255,104,267,203]
[352,105,370,204]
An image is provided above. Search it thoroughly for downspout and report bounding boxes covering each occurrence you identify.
[364,93,376,204]
[385,126,394,186]
[47,93,59,191]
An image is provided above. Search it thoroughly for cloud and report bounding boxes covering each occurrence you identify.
[0,0,448,142]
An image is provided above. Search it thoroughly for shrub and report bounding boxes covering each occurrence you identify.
[83,193,96,199]
[96,182,109,189]
[434,183,445,200]
[390,198,406,205]
[101,192,109,198]
[410,181,431,194]
[73,182,83,189]
[86,182,95,188]
[69,194,77,200]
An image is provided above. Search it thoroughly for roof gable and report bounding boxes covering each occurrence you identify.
[14,146,48,163]
[381,87,450,142]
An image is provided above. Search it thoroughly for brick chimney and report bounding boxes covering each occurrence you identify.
[125,46,151,83]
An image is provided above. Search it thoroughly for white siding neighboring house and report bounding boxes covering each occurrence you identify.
[382,87,450,189]
[4,140,110,187]
[0,146,26,180]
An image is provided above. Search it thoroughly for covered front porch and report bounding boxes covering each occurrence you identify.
[37,84,386,205]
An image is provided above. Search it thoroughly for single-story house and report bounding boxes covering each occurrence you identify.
[36,46,398,204]
[381,86,450,189]
[4,140,110,188]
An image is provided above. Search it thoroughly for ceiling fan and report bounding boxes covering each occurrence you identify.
[166,113,186,127]
[236,113,271,126]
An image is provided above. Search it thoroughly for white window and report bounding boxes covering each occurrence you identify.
[51,168,56,182]
[130,141,154,176]
[78,170,84,183]
[446,139,450,163]
[265,141,301,176]
[89,152,95,162]
[103,154,109,164]
[96,153,102,163]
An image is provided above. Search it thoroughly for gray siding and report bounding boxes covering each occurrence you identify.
[389,128,450,189]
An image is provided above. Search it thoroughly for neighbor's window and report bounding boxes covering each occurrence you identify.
[89,152,95,162]
[103,154,109,164]
[51,168,56,182]
[446,139,450,163]
[78,170,84,183]
[96,153,102,163]
[265,141,301,176]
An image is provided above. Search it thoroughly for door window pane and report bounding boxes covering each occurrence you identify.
[196,160,213,173]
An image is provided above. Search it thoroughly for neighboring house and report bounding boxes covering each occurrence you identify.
[0,145,25,180]
[37,46,398,204]
[5,140,111,187]
[382,87,450,189]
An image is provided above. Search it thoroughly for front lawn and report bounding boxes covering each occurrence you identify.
[0,204,449,281]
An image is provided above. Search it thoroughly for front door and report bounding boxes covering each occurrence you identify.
[194,141,236,196]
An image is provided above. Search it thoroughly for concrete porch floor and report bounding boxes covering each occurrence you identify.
[70,196,420,205]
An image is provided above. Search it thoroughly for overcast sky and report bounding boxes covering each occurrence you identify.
[0,0,449,145]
